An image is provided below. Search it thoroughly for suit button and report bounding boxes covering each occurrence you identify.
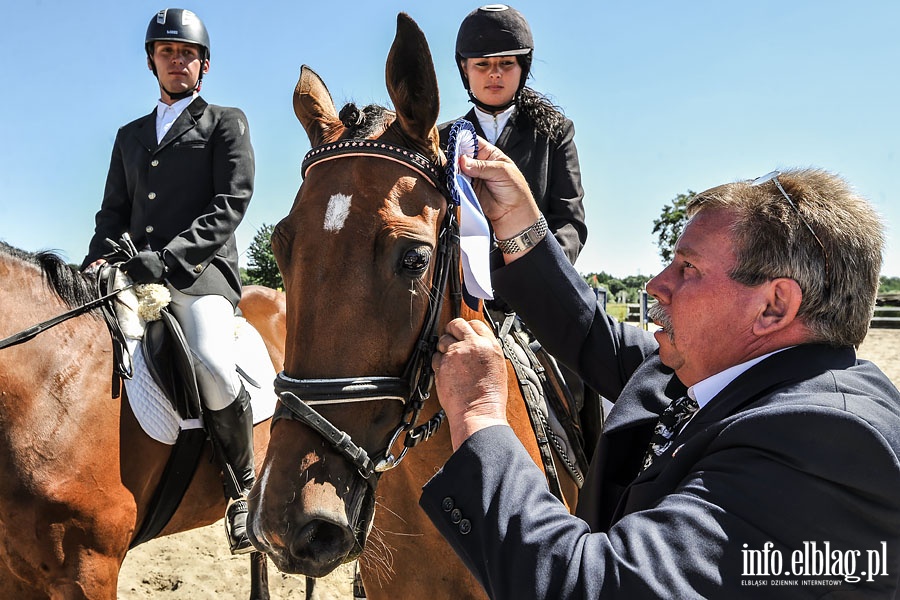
[450,508,462,524]
[441,497,454,512]
[151,159,159,167]
[148,192,157,200]
[145,225,154,233]
[193,264,203,274]
[458,519,471,535]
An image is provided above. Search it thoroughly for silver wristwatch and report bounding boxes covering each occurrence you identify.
[494,215,548,254]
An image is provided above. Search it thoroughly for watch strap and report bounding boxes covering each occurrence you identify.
[494,214,548,255]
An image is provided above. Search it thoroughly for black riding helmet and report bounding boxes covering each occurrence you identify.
[455,4,533,112]
[145,8,210,99]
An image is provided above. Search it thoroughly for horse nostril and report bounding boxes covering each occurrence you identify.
[291,518,355,564]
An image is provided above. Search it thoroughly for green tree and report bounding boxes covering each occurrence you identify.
[652,190,696,265]
[582,271,651,303]
[880,276,900,294]
[244,223,283,290]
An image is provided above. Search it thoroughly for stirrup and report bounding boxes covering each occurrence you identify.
[225,497,253,555]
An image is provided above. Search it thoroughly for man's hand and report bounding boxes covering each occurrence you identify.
[432,318,509,451]
[121,251,167,283]
[459,137,542,250]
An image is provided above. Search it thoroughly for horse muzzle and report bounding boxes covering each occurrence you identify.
[248,456,377,577]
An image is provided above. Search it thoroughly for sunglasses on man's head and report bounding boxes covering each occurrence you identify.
[750,170,830,288]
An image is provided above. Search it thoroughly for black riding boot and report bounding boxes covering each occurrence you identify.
[205,385,255,555]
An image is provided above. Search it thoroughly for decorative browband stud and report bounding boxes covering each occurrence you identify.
[301,139,445,192]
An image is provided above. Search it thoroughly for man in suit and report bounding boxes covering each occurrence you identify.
[421,140,900,597]
[82,8,256,554]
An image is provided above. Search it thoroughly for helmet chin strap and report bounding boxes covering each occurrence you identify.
[160,78,201,101]
[467,88,518,113]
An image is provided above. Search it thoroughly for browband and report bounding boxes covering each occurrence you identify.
[301,139,447,194]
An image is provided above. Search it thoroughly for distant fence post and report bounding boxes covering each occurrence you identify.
[640,290,649,330]
[595,287,608,311]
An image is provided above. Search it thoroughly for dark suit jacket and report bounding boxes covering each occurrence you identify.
[439,108,587,265]
[82,97,254,307]
[421,236,900,598]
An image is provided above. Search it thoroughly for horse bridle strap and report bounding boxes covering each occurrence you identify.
[274,389,378,482]
[301,139,446,192]
[274,374,411,405]
[0,281,134,351]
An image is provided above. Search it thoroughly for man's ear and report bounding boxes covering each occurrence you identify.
[202,59,210,74]
[147,56,154,71]
[753,277,803,336]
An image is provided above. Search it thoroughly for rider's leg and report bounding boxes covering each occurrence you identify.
[167,287,255,554]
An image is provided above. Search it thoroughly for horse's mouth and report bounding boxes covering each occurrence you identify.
[248,475,376,577]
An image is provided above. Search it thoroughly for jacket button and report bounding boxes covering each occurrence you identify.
[145,225,154,233]
[458,519,471,535]
[148,192,157,200]
[450,508,462,524]
[441,497,454,512]
[151,159,159,167]
[193,264,203,273]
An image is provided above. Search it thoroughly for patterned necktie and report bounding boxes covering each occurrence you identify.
[641,395,699,471]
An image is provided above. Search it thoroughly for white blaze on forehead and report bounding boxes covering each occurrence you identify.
[324,193,352,232]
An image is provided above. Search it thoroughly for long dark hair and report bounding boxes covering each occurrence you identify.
[516,86,567,142]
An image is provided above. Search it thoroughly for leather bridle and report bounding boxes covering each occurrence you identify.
[272,139,461,487]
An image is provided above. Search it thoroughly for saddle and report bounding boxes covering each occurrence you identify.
[141,309,202,420]
[99,264,201,420]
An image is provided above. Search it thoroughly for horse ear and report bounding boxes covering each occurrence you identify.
[385,13,441,155]
[293,65,341,146]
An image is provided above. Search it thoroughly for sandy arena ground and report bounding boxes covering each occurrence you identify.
[117,327,900,599]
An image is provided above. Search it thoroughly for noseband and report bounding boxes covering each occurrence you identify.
[273,139,461,485]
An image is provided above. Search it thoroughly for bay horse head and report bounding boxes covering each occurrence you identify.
[248,13,465,580]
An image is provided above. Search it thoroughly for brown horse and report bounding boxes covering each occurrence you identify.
[247,14,578,600]
[0,241,284,600]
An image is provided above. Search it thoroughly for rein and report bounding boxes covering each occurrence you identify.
[0,282,134,350]
[273,138,460,482]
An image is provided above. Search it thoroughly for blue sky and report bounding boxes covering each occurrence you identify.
[2,0,898,278]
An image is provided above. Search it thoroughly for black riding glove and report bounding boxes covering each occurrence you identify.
[121,251,168,284]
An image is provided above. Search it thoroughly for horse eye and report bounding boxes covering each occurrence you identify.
[400,246,431,275]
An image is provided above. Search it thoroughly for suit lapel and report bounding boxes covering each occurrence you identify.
[156,96,208,153]
[496,109,523,152]
[603,343,856,522]
[134,110,159,153]
[630,344,855,482]
[603,355,686,435]
[463,107,523,153]
[689,344,855,431]
[464,109,486,139]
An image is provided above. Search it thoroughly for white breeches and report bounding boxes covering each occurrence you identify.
[166,286,240,410]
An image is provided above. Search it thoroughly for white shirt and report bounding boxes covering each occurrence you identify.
[688,347,791,412]
[474,105,516,145]
[155,94,196,144]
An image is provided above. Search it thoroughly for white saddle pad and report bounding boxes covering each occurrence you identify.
[124,317,277,445]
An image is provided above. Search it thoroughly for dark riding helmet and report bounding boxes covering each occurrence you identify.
[455,5,533,112]
[145,8,210,99]
[145,8,210,61]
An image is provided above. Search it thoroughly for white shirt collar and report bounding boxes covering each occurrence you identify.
[155,94,196,144]
[473,105,516,145]
[689,347,793,410]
